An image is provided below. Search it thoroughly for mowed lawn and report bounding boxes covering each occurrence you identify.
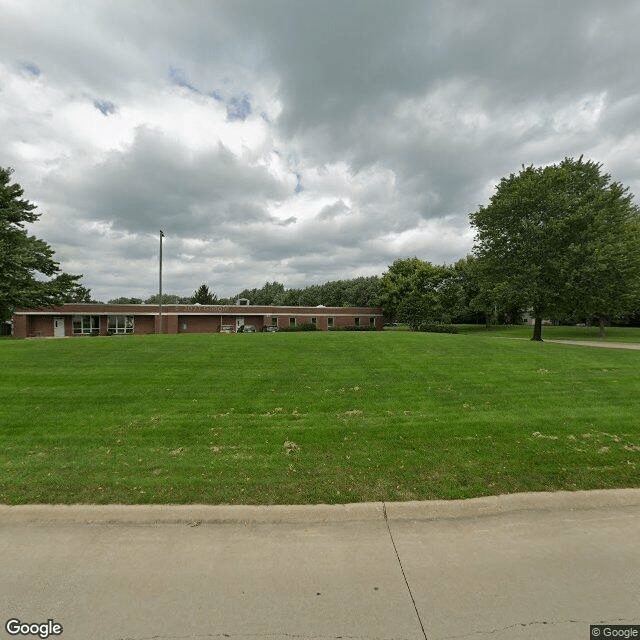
[1,329,639,504]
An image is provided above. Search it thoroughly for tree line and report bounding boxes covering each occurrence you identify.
[106,276,381,308]
[3,157,640,340]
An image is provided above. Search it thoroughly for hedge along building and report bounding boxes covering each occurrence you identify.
[12,302,385,338]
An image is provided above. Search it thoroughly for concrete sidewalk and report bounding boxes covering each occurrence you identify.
[546,340,640,350]
[1,489,640,640]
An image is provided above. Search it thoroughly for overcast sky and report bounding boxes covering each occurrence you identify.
[2,0,640,302]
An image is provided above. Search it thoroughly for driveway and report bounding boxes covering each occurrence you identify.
[1,490,640,640]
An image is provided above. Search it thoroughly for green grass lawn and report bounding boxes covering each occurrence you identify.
[1,329,639,504]
[457,323,640,342]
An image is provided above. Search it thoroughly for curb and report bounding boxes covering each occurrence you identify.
[384,488,640,521]
[1,489,640,525]
[0,501,383,525]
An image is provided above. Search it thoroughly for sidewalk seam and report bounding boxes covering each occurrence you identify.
[383,501,428,640]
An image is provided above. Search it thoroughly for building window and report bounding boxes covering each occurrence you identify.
[311,317,317,326]
[289,317,296,327]
[73,315,100,335]
[271,316,278,326]
[354,317,361,326]
[108,315,134,334]
[370,316,375,326]
[328,317,334,328]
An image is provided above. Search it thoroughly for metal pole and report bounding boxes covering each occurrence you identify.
[159,230,165,334]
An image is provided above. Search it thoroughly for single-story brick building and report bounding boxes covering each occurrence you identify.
[12,303,384,338]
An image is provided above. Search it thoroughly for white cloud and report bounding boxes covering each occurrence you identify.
[2,0,640,301]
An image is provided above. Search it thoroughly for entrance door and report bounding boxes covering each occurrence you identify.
[236,317,244,332]
[54,317,65,337]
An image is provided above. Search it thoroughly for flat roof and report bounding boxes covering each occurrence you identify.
[14,303,383,316]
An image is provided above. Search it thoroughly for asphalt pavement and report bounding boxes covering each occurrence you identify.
[1,489,640,640]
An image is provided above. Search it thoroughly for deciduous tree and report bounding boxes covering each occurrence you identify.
[108,297,143,304]
[144,293,192,304]
[234,281,286,305]
[470,157,640,340]
[379,258,458,329]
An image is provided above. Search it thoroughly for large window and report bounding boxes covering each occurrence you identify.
[108,315,134,334]
[73,315,100,335]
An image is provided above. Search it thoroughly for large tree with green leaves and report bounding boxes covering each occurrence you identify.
[470,157,640,340]
[379,257,461,329]
[567,206,640,335]
[0,167,86,321]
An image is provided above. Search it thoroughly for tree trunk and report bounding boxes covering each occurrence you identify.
[531,315,543,341]
[599,317,606,338]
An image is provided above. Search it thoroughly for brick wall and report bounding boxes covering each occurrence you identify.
[29,316,54,337]
[133,316,155,334]
[13,315,28,338]
[177,315,222,333]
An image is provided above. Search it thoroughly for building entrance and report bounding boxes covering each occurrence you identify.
[54,317,65,337]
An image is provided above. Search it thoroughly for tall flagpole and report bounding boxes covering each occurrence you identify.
[159,230,165,334]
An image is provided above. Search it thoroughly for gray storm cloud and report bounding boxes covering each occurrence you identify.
[1,0,639,300]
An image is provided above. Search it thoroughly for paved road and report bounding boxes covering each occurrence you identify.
[1,490,640,640]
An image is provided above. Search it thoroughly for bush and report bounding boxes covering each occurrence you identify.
[329,325,377,331]
[279,323,317,332]
[415,323,459,334]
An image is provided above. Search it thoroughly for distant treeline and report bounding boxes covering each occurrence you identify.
[105,276,381,309]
